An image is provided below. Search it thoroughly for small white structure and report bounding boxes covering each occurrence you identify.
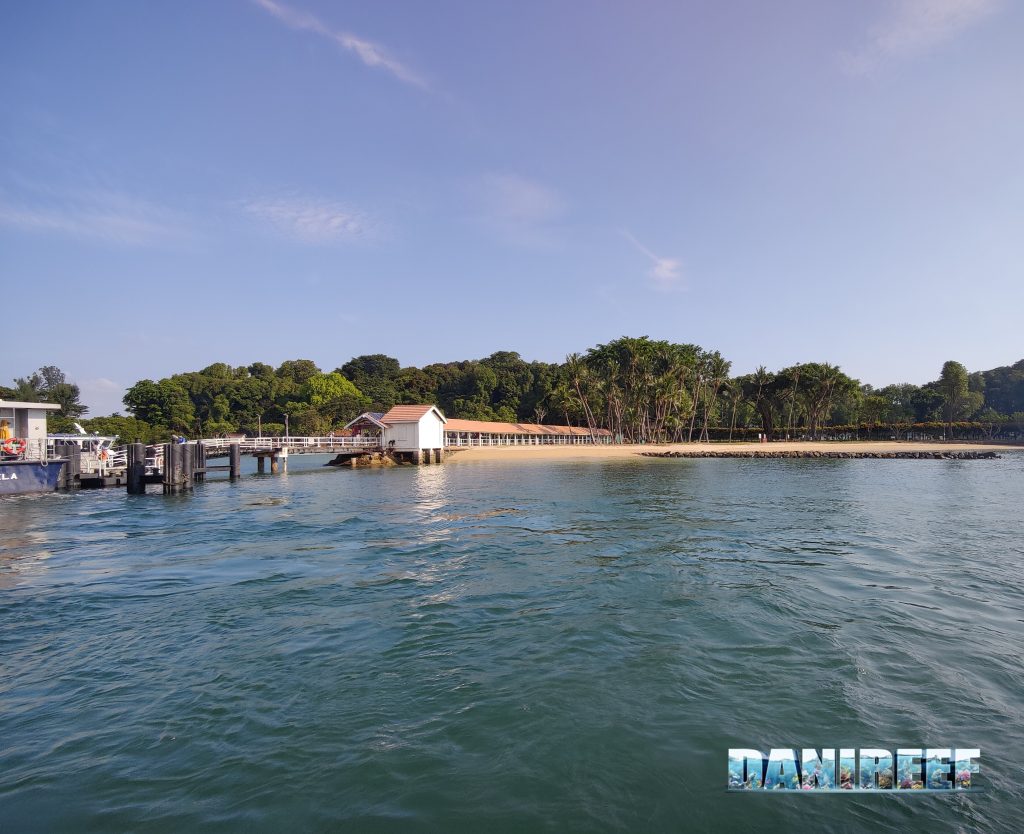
[379,405,447,463]
[0,399,61,451]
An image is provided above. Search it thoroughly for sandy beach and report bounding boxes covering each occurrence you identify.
[446,440,1015,464]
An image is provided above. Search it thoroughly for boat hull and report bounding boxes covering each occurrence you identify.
[0,460,63,495]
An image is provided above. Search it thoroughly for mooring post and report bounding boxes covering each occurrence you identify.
[55,442,69,490]
[55,442,75,490]
[194,442,206,483]
[65,444,81,489]
[163,442,182,494]
[162,443,171,493]
[229,443,241,480]
[127,442,146,494]
[182,443,195,491]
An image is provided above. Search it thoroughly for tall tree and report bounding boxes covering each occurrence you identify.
[40,366,88,419]
[339,354,402,411]
[741,367,779,439]
[937,360,970,438]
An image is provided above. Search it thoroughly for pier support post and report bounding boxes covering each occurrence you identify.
[127,442,146,494]
[280,446,288,473]
[434,448,443,463]
[270,451,279,474]
[229,443,241,480]
[256,455,265,474]
[56,442,81,490]
[164,443,185,494]
[182,444,195,490]
[162,443,173,493]
[194,442,206,483]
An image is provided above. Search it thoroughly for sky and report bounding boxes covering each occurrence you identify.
[1,0,1022,416]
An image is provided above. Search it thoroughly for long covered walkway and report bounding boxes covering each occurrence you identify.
[444,418,612,447]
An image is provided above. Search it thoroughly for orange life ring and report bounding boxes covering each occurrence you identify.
[98,449,109,461]
[2,438,27,456]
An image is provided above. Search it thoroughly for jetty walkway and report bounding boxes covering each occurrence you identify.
[199,436,379,458]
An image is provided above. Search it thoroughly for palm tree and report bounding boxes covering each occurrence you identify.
[566,353,598,441]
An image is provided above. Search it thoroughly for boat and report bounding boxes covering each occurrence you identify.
[0,399,64,495]
[47,430,126,470]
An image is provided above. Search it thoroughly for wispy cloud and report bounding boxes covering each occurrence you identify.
[0,189,185,246]
[473,173,567,246]
[251,0,427,89]
[842,0,1001,75]
[242,196,375,243]
[621,230,683,291]
[78,377,125,417]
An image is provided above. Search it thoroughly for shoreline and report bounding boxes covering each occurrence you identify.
[445,440,1017,464]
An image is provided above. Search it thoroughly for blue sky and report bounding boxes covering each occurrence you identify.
[2,0,1021,415]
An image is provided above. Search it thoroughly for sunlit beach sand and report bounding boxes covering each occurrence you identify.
[447,440,1011,464]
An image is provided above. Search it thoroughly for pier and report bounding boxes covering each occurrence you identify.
[53,435,395,495]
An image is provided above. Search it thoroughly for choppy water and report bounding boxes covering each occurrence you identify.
[2,453,1024,832]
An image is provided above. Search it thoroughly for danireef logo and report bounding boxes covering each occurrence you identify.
[727,748,980,791]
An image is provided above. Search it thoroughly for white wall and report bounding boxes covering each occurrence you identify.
[418,412,445,449]
[383,410,446,451]
[26,409,49,439]
[384,423,415,449]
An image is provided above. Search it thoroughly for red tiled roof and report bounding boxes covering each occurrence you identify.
[444,418,611,437]
[380,404,446,424]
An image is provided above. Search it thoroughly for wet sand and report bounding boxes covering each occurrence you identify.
[446,440,1012,464]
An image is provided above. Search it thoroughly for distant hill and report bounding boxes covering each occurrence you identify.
[969,359,1024,416]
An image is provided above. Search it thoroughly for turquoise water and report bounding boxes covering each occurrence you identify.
[3,453,1023,832]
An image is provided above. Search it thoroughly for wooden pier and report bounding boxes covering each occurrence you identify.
[49,434,441,495]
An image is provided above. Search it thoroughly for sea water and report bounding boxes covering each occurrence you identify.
[2,453,1023,832]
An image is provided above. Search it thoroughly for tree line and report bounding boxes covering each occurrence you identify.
[6,340,1023,443]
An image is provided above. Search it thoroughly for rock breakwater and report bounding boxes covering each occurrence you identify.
[641,450,1000,460]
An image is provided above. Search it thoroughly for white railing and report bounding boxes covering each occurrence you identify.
[3,438,50,461]
[444,434,610,447]
[80,448,128,474]
[199,436,380,454]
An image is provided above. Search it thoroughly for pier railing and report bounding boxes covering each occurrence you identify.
[444,434,606,447]
[199,436,380,455]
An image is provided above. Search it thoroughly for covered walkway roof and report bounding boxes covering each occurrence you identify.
[445,418,611,437]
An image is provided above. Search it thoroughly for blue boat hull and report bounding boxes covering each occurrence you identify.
[0,460,63,495]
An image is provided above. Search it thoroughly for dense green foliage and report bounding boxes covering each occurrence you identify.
[8,349,1024,443]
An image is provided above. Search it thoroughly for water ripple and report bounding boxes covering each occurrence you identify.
[2,453,1023,831]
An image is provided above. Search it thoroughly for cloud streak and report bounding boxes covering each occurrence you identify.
[843,0,1001,74]
[473,173,567,246]
[252,0,427,89]
[0,190,185,246]
[621,230,683,291]
[242,196,374,243]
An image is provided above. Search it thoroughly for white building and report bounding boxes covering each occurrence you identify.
[444,418,613,446]
[379,405,447,463]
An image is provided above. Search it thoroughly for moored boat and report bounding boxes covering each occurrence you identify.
[0,458,64,495]
[0,399,64,496]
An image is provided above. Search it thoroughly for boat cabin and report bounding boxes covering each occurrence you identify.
[0,399,61,458]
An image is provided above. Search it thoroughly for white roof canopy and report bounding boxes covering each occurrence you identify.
[0,400,61,411]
